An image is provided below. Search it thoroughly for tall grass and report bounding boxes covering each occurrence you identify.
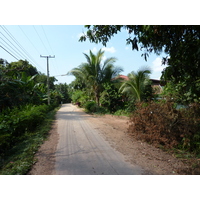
[0,104,59,175]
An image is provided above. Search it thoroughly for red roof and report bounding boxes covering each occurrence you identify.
[113,75,129,81]
[117,75,129,80]
[113,75,164,86]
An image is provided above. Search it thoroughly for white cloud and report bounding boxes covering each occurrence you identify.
[150,57,167,80]
[84,47,98,54]
[152,57,165,72]
[91,47,98,53]
[102,47,116,53]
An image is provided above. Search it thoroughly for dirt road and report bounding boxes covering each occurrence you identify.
[55,104,143,175]
[29,103,192,175]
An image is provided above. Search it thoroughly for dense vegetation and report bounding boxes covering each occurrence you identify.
[68,49,153,114]
[69,48,200,157]
[0,59,71,174]
[1,25,200,174]
[77,25,200,168]
[80,25,200,105]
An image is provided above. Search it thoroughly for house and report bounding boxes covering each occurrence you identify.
[113,75,164,94]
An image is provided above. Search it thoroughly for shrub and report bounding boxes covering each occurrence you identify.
[71,90,89,106]
[95,106,108,115]
[84,101,108,114]
[128,101,200,153]
[84,101,98,113]
[0,104,53,156]
[114,109,129,116]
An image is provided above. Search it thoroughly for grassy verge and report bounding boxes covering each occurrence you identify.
[0,107,59,175]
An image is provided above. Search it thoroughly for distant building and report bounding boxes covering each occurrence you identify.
[113,75,164,94]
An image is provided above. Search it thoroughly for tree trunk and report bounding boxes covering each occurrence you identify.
[95,87,100,106]
[96,94,100,106]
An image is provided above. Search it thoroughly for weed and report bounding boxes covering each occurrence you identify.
[128,101,200,153]
[0,106,58,175]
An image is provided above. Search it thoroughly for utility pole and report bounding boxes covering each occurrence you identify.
[40,55,55,105]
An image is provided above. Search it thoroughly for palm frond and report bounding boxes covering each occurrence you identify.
[119,67,151,102]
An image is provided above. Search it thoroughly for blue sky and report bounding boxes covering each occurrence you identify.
[0,1,197,195]
[0,25,168,84]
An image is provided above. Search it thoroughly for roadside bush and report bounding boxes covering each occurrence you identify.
[71,90,89,107]
[84,101,108,114]
[128,101,200,153]
[84,101,97,112]
[0,107,58,175]
[95,106,108,115]
[0,104,52,155]
[100,83,125,113]
[114,109,129,116]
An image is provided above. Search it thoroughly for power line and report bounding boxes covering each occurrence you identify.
[17,25,45,72]
[33,26,50,55]
[0,44,19,61]
[0,25,44,72]
[41,26,55,55]
[0,28,31,61]
[41,25,59,75]
[18,25,41,55]
[1,26,33,60]
[0,33,27,60]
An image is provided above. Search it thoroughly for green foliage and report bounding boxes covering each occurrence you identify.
[0,59,63,110]
[100,82,125,113]
[54,83,71,103]
[119,68,152,102]
[35,73,57,90]
[113,109,129,116]
[83,101,108,114]
[0,58,65,174]
[0,104,53,156]
[0,107,58,175]
[162,79,200,104]
[71,90,89,106]
[68,49,123,106]
[80,25,200,104]
[84,101,97,112]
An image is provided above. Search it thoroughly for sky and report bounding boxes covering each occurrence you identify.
[0,25,168,85]
[1,1,198,197]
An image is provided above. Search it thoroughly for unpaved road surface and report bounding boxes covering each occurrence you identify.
[55,104,143,175]
[29,104,192,175]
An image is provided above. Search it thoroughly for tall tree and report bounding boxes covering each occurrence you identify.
[79,25,200,103]
[119,68,152,102]
[68,49,123,105]
[54,83,71,103]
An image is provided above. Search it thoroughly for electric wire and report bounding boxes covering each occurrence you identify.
[0,43,19,61]
[0,25,45,72]
[2,25,42,68]
[33,25,50,55]
[0,28,32,61]
[0,33,27,60]
[41,26,54,55]
[41,25,59,74]
[32,25,56,75]
[1,25,35,61]
[18,25,41,55]
[17,26,45,72]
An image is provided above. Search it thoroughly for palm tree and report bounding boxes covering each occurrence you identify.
[119,68,152,102]
[68,49,123,106]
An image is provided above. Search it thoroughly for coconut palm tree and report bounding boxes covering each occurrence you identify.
[119,68,152,102]
[68,49,123,106]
